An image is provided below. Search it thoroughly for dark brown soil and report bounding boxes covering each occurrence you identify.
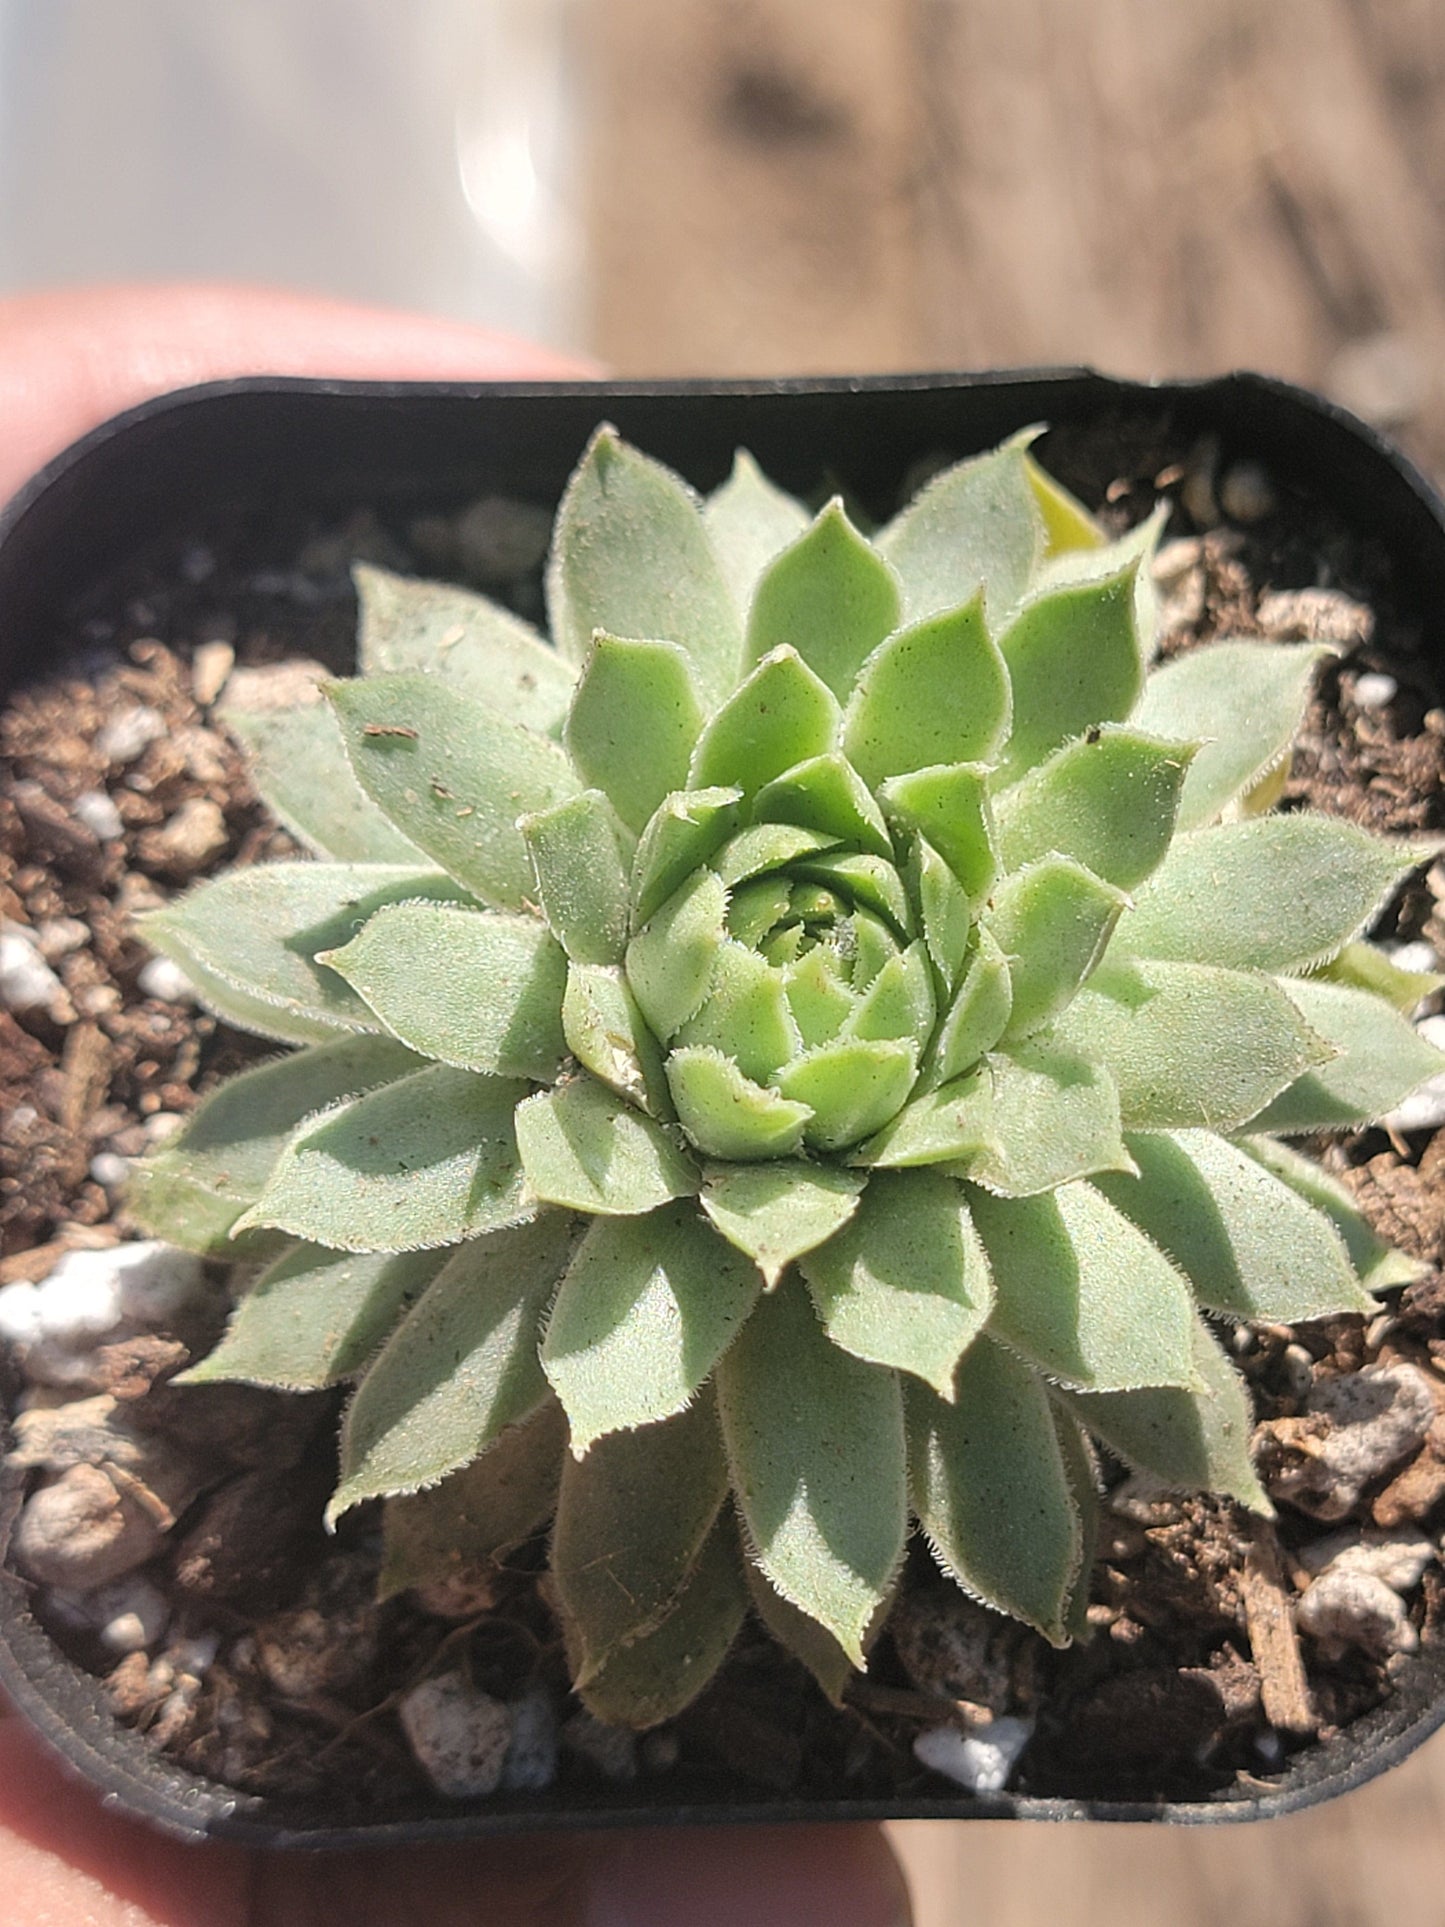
[5,413,1445,1819]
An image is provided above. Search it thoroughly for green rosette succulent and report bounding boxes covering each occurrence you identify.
[132,425,1445,1725]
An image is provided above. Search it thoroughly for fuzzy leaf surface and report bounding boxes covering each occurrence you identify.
[965,1040,1133,1197]
[562,964,671,1117]
[876,441,1043,628]
[908,836,975,985]
[227,705,422,862]
[704,450,811,612]
[844,601,1010,786]
[879,763,997,906]
[718,1277,906,1665]
[320,904,567,1079]
[565,634,705,834]
[237,1065,528,1252]
[801,1169,993,1395]
[927,928,1013,1085]
[745,500,902,698]
[689,646,841,797]
[968,1182,1196,1392]
[516,1078,697,1217]
[753,753,892,859]
[1237,1137,1422,1290]
[626,866,727,1040]
[667,1048,812,1160]
[843,943,936,1047]
[699,1161,865,1286]
[329,675,578,908]
[676,941,801,1081]
[854,1066,995,1170]
[775,1038,918,1153]
[908,1336,1081,1643]
[993,726,1195,889]
[995,568,1145,781]
[631,786,742,925]
[543,1203,760,1451]
[1248,977,1445,1133]
[1311,939,1445,1015]
[744,1557,857,1705]
[986,856,1127,1037]
[331,1214,576,1513]
[520,790,632,965]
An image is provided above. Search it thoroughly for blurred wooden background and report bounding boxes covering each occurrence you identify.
[586,2,1445,1918]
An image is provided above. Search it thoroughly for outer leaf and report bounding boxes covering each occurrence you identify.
[1132,640,1330,831]
[626,866,728,1039]
[753,752,892,860]
[542,1204,761,1451]
[1117,819,1424,974]
[565,634,705,834]
[127,1035,422,1254]
[876,441,1044,628]
[1050,957,1333,1131]
[985,856,1128,1037]
[700,1161,865,1287]
[995,566,1145,782]
[235,1065,529,1253]
[854,1066,995,1170]
[676,941,801,1082]
[142,948,345,1048]
[878,763,997,906]
[1094,1129,1372,1322]
[631,786,742,926]
[520,790,632,965]
[745,499,902,698]
[704,449,811,613]
[1051,1402,1102,1642]
[774,1038,918,1153]
[141,863,469,1038]
[1247,976,1445,1133]
[667,1047,812,1160]
[562,964,672,1117]
[1311,939,1445,1015]
[551,1390,729,1677]
[689,646,841,797]
[353,562,574,736]
[330,1214,577,1513]
[964,1040,1133,1197]
[319,904,567,1079]
[379,1398,569,1601]
[993,726,1196,889]
[184,1243,443,1390]
[1237,1137,1424,1290]
[515,1078,697,1216]
[329,674,579,908]
[801,1169,993,1396]
[927,927,1012,1086]
[718,1276,906,1666]
[1068,1314,1270,1513]
[908,1336,1082,1643]
[1025,449,1105,555]
[843,600,1010,786]
[744,1556,857,1705]
[968,1182,1197,1393]
[906,836,974,986]
[547,424,742,705]
[227,705,422,862]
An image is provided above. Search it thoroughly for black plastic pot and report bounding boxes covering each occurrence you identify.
[2,368,1444,1844]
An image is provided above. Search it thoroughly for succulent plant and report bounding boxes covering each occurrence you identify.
[132,424,1444,1726]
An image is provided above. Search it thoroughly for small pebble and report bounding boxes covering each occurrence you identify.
[399,1674,514,1800]
[145,798,227,872]
[1281,1343,1315,1399]
[88,1152,130,1192]
[499,1685,559,1792]
[190,639,235,706]
[1261,1362,1438,1519]
[142,1112,186,1146]
[36,917,89,960]
[0,930,62,1011]
[1353,672,1398,709]
[219,659,328,713]
[1297,1567,1419,1660]
[1381,939,1439,975]
[137,955,198,1004]
[71,789,123,840]
[0,1241,206,1353]
[12,1464,165,1588]
[1220,460,1277,523]
[180,543,217,584]
[1256,588,1374,651]
[562,1710,638,1782]
[96,705,165,765]
[913,1716,1034,1794]
[50,1574,172,1655]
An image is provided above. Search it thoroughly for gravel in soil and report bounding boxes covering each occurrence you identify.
[5,420,1445,1816]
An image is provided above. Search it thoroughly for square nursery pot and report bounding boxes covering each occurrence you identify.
[3,368,1445,1845]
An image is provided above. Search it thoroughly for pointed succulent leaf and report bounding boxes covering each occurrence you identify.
[968,1181,1197,1393]
[227,704,423,862]
[878,763,997,906]
[745,499,902,698]
[562,963,672,1117]
[330,1213,577,1513]
[993,726,1197,889]
[552,1389,729,1673]
[676,940,801,1081]
[843,942,935,1046]
[704,449,811,612]
[1050,957,1334,1131]
[353,562,574,736]
[718,1276,906,1665]
[184,1243,443,1391]
[906,836,975,986]
[329,674,579,908]
[128,1035,421,1253]
[753,751,892,859]
[1097,1129,1370,1321]
[964,1040,1133,1197]
[727,874,794,946]
[575,1513,748,1728]
[667,1047,813,1160]
[1050,1402,1102,1642]
[626,865,727,1039]
[1024,448,1105,555]
[877,440,1043,628]
[319,904,568,1079]
[793,852,911,935]
[564,633,706,835]
[1033,504,1165,660]
[141,863,469,1038]
[1132,640,1330,831]
[1311,939,1445,1015]
[516,1078,697,1216]
[928,927,1012,1086]
[986,856,1128,1037]
[699,1161,865,1287]
[147,949,346,1048]
[843,600,1010,786]
[744,1555,858,1705]
[801,1169,993,1395]
[378,1398,569,1602]
[784,948,856,1048]
[543,1204,760,1451]
[547,424,742,704]
[236,1065,529,1253]
[1237,1137,1424,1290]
[854,1065,995,1170]
[1117,819,1424,974]
[908,1336,1082,1644]
[994,566,1145,782]
[1069,1314,1270,1513]
[689,646,841,797]
[775,1038,918,1153]
[519,790,632,965]
[631,786,742,925]
[1247,976,1445,1133]
[714,822,841,890]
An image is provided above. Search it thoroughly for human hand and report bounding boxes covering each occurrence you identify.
[0,281,913,1927]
